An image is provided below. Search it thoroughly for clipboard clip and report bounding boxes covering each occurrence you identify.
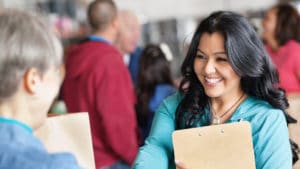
[197,119,245,136]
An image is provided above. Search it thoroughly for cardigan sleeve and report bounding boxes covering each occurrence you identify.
[253,109,292,169]
[132,93,180,169]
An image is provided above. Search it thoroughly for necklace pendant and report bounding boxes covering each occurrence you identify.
[212,116,221,125]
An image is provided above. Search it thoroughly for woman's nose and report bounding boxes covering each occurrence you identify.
[203,59,216,74]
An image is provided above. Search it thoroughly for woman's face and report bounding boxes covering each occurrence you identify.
[193,32,242,99]
[262,8,277,42]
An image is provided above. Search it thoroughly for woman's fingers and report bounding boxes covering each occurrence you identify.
[175,160,190,169]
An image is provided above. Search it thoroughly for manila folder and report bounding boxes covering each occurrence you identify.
[172,121,255,169]
[35,113,95,169]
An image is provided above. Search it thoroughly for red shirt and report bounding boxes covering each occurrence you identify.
[266,40,300,94]
[62,40,138,168]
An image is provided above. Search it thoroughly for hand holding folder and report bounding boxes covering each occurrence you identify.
[35,113,95,169]
[172,121,256,169]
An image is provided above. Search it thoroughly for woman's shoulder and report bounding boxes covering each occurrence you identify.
[285,40,300,50]
[240,96,286,124]
[245,96,283,112]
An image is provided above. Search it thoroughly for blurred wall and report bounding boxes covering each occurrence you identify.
[114,0,278,22]
[1,0,278,21]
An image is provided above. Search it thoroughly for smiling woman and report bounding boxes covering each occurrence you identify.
[194,32,244,125]
[132,11,292,169]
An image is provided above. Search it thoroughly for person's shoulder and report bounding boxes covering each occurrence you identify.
[32,151,81,169]
[245,96,272,108]
[28,150,81,169]
[243,96,286,124]
[0,143,81,169]
[155,84,177,94]
[131,46,143,57]
[48,152,82,169]
[0,124,81,169]
[74,40,119,54]
[80,42,123,67]
[95,43,122,60]
[245,96,282,112]
[285,40,300,50]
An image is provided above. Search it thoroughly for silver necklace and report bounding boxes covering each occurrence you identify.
[210,93,245,125]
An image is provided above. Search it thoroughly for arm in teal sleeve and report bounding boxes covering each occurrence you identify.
[254,109,292,169]
[132,94,180,169]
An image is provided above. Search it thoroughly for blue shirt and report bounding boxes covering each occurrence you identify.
[0,117,83,169]
[132,92,292,169]
[140,84,177,142]
[128,47,143,85]
[87,35,111,44]
[149,84,177,113]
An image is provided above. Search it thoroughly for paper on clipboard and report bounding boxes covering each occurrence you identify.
[35,113,95,169]
[172,121,256,169]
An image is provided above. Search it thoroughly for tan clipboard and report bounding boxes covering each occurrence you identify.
[35,112,95,169]
[172,121,256,169]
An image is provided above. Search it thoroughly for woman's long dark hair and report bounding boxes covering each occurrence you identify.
[176,11,289,129]
[274,3,300,46]
[136,44,173,127]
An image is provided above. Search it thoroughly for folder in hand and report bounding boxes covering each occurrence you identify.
[172,121,256,169]
[35,113,95,169]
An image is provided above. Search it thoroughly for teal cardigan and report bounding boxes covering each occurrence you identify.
[132,92,292,169]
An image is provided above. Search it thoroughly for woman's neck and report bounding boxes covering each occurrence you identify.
[210,90,245,116]
[209,90,246,124]
[267,38,280,52]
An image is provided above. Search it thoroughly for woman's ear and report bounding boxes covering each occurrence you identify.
[23,68,42,94]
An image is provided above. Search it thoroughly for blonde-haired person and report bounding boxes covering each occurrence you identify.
[0,9,82,169]
[115,9,142,85]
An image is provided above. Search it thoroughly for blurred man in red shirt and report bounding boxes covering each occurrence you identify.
[62,0,139,168]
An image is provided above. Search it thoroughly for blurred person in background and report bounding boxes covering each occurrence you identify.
[0,9,82,169]
[262,4,300,167]
[62,0,139,169]
[115,10,143,85]
[262,3,300,95]
[135,44,177,144]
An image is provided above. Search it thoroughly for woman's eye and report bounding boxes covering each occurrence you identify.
[196,54,206,59]
[217,57,228,62]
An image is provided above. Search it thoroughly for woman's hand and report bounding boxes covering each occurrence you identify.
[175,160,190,169]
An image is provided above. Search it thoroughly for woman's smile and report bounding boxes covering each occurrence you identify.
[204,76,223,86]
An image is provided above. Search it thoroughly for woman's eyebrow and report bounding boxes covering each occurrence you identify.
[197,49,227,55]
[197,49,206,55]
